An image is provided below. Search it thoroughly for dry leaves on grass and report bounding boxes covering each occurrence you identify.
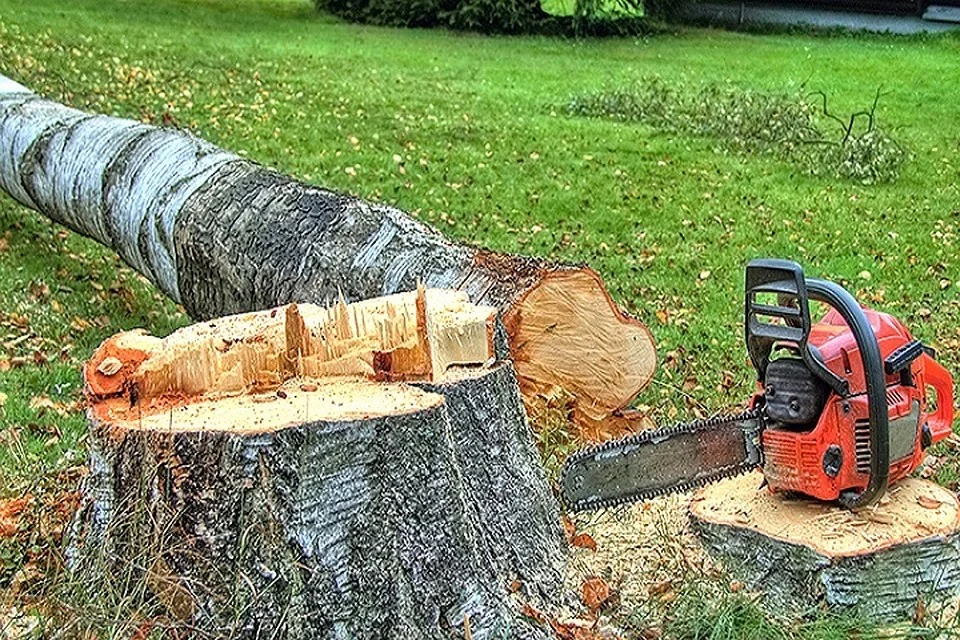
[0,495,33,538]
[581,577,611,612]
[520,603,605,640]
[28,395,80,417]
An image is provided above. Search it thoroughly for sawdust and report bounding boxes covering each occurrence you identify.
[564,492,716,610]
[564,471,960,618]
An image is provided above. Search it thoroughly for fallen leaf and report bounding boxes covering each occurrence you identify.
[130,620,155,640]
[0,392,6,408]
[29,395,56,411]
[0,495,32,538]
[581,577,610,612]
[70,317,92,332]
[570,532,597,552]
[648,580,672,596]
[917,495,943,510]
[97,357,123,376]
[561,515,576,541]
[521,602,600,640]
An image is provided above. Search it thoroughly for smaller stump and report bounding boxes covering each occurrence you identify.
[690,472,960,622]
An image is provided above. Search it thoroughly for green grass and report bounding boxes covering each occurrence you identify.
[1,0,960,634]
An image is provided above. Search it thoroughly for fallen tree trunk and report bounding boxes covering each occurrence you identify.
[70,288,566,637]
[0,73,655,441]
[690,472,960,623]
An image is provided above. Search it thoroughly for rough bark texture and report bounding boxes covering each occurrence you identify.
[690,473,960,622]
[0,75,656,440]
[70,300,566,637]
[416,366,567,603]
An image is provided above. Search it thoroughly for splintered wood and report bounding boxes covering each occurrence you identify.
[73,288,567,636]
[84,286,498,429]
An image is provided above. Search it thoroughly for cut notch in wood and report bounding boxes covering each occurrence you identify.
[84,286,499,409]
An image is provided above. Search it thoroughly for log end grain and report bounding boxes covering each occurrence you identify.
[502,268,657,441]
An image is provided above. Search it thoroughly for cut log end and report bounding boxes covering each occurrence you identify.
[0,86,659,448]
[690,472,960,622]
[504,268,656,440]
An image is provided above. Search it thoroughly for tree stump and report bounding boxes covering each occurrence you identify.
[69,288,566,638]
[690,472,960,622]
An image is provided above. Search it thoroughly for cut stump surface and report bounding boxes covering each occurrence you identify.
[690,472,960,622]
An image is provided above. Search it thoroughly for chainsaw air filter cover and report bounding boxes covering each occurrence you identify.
[764,357,829,426]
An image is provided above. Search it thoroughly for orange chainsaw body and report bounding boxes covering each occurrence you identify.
[759,307,954,501]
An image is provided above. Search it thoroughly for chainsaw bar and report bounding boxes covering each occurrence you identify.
[560,409,764,512]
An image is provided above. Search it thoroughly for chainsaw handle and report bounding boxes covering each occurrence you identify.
[923,354,955,444]
[804,278,889,510]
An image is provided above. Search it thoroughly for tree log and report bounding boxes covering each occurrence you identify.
[0,74,656,441]
[69,289,566,637]
[690,472,960,622]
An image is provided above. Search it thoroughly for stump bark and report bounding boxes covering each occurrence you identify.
[690,472,960,622]
[69,289,566,638]
[0,74,656,441]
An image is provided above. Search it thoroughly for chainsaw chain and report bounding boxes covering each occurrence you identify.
[560,407,764,511]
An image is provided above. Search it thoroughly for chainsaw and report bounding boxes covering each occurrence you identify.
[561,259,955,512]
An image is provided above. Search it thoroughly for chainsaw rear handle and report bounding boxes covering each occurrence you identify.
[745,259,889,510]
[923,354,955,445]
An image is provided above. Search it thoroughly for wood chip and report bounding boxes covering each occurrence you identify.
[917,495,944,510]
[97,356,123,376]
[865,512,895,525]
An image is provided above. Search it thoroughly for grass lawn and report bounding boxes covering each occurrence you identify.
[1,0,960,635]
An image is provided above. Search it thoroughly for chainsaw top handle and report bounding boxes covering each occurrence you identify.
[744,258,889,510]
